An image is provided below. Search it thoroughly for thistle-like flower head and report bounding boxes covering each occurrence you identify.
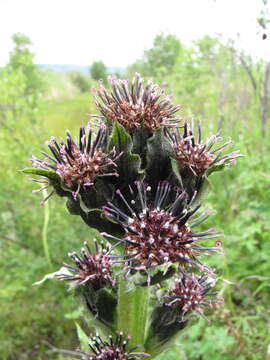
[31,124,120,199]
[168,122,241,176]
[165,272,223,317]
[57,240,115,288]
[81,333,148,360]
[93,73,181,132]
[103,182,222,271]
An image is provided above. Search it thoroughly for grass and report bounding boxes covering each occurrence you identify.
[39,93,94,136]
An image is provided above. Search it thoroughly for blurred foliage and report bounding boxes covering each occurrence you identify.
[69,71,91,93]
[1,30,270,359]
[8,33,44,104]
[128,33,181,79]
[90,60,107,82]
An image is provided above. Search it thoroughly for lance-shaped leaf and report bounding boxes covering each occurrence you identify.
[109,122,143,187]
[21,167,58,180]
[206,151,242,176]
[132,127,152,168]
[67,200,123,235]
[171,159,208,202]
[145,305,188,353]
[77,179,115,211]
[75,322,91,353]
[77,286,117,329]
[145,129,172,189]
[21,167,68,197]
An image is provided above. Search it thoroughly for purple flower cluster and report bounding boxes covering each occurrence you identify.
[26,74,241,356]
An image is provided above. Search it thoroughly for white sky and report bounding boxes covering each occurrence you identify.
[0,0,268,67]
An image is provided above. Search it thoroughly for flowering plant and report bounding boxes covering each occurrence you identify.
[23,74,240,359]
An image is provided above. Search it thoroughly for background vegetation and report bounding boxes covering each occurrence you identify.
[1,27,270,360]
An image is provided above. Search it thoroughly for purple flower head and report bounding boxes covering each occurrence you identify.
[81,332,149,360]
[167,122,241,176]
[31,124,121,199]
[57,240,115,289]
[165,272,223,318]
[93,73,181,133]
[102,182,223,271]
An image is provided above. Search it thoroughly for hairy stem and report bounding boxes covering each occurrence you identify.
[117,277,150,349]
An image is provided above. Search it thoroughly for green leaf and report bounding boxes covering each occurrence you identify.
[66,196,123,236]
[78,179,115,211]
[75,322,90,353]
[170,159,209,202]
[20,167,68,197]
[145,305,187,355]
[206,163,226,176]
[95,288,117,326]
[109,122,143,186]
[145,130,172,188]
[170,158,183,187]
[132,127,151,167]
[206,152,242,176]
[20,167,59,181]
[76,285,116,334]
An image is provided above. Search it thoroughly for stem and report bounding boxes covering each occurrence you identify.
[42,188,52,268]
[117,277,150,348]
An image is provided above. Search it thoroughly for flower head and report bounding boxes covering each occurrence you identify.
[168,122,241,176]
[165,272,223,317]
[57,240,115,288]
[93,73,181,132]
[102,182,222,271]
[31,124,121,199]
[80,332,148,360]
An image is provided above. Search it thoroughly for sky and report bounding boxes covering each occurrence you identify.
[0,0,268,67]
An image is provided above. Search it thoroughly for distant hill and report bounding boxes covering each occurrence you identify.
[39,64,126,76]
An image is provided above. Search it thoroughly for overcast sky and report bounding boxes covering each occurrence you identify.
[0,0,268,67]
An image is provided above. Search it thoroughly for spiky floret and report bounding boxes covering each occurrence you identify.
[31,124,121,199]
[165,272,223,317]
[167,122,241,176]
[78,332,148,360]
[102,182,222,271]
[93,73,181,132]
[57,240,115,288]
